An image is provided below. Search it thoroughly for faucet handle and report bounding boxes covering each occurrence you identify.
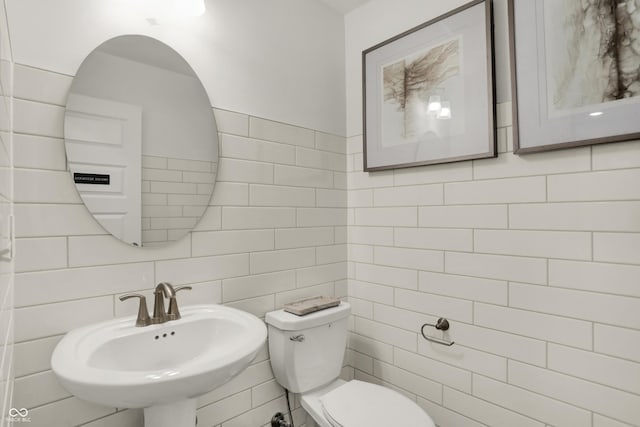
[119,293,151,327]
[167,286,192,320]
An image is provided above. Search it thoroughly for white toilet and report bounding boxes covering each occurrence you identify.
[266,302,435,427]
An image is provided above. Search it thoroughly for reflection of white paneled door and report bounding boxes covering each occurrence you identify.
[65,94,142,246]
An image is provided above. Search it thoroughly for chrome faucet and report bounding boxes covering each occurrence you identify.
[167,285,192,320]
[152,282,176,324]
[119,294,151,327]
[119,282,192,327]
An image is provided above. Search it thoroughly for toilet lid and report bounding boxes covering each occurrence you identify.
[319,380,435,427]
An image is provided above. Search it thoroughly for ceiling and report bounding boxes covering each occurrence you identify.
[319,0,371,14]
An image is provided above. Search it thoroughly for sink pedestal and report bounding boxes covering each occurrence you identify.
[144,398,197,427]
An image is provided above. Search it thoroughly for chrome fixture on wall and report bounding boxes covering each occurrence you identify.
[420,317,455,346]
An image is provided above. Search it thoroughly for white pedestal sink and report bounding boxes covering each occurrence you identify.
[51,304,267,427]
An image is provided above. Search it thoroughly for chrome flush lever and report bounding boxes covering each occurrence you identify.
[289,334,305,342]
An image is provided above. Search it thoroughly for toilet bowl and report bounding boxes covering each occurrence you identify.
[265,302,435,427]
[301,379,434,427]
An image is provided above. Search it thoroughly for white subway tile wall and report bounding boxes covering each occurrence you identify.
[347,102,640,427]
[0,0,13,424]
[141,155,217,246]
[7,32,640,427]
[11,63,346,426]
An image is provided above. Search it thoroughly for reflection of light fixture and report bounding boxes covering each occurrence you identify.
[174,0,206,17]
[589,111,603,117]
[426,90,452,120]
[437,101,452,120]
[427,95,441,116]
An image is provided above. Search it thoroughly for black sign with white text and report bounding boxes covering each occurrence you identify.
[73,173,110,185]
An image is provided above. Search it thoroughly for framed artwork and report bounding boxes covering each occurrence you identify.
[509,0,640,153]
[362,0,496,171]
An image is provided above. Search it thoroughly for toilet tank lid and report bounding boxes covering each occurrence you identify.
[266,302,351,331]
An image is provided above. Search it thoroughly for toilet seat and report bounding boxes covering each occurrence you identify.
[318,380,435,427]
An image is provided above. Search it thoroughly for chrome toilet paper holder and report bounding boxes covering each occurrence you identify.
[420,317,455,347]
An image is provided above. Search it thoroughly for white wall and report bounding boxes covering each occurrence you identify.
[0,0,14,423]
[7,0,346,137]
[345,1,640,427]
[7,0,347,426]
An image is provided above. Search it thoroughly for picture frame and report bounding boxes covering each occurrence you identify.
[509,0,640,154]
[362,0,495,172]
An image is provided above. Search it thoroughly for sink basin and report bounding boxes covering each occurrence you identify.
[51,304,267,426]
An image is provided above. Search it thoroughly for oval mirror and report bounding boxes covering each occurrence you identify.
[64,35,218,247]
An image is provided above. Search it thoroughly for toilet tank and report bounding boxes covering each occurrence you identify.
[265,302,351,394]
